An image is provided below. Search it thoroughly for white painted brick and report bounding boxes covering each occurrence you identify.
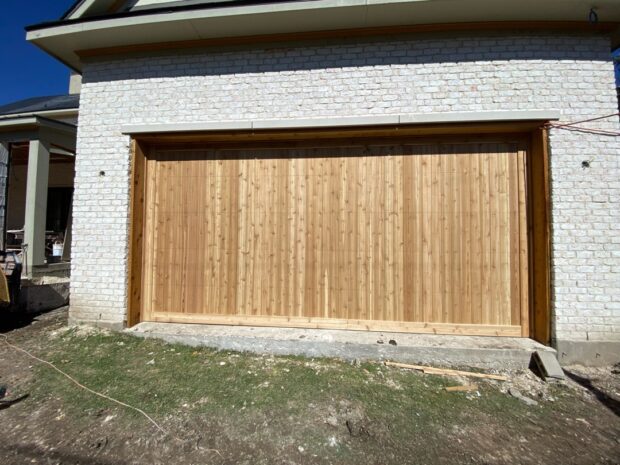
[70,33,620,341]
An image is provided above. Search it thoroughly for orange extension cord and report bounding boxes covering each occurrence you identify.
[0,332,167,434]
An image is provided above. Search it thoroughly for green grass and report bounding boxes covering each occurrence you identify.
[33,330,455,414]
[9,326,612,465]
[27,328,575,453]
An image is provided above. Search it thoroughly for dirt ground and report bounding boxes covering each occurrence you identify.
[0,307,619,465]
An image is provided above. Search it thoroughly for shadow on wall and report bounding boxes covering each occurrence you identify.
[81,32,614,84]
[19,281,70,314]
[153,142,514,163]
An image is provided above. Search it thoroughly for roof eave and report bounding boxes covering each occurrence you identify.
[0,108,79,121]
[26,0,620,73]
[0,116,77,133]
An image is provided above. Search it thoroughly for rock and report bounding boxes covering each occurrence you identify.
[388,339,397,346]
[90,437,109,450]
[509,388,539,406]
[346,418,365,437]
[345,409,370,437]
[325,415,339,427]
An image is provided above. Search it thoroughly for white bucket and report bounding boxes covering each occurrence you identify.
[52,242,63,257]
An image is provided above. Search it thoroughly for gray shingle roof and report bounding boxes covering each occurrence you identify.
[62,0,85,19]
[0,95,80,117]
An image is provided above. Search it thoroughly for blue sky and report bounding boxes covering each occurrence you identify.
[0,0,74,106]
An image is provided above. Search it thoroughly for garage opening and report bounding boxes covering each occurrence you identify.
[128,125,551,341]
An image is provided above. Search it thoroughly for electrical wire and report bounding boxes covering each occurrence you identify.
[0,331,223,456]
[547,112,619,128]
[544,112,620,136]
[0,332,167,435]
[546,124,620,136]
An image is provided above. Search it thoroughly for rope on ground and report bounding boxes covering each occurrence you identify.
[0,333,167,435]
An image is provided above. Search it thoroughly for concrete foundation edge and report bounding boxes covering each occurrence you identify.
[128,330,549,369]
[68,317,125,331]
[554,339,620,367]
[20,281,70,313]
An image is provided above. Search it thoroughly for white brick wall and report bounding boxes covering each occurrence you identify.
[72,32,620,342]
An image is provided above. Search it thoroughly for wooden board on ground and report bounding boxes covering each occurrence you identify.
[445,385,479,392]
[385,361,508,381]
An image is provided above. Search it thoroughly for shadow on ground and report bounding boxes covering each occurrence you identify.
[0,394,29,410]
[0,312,38,333]
[0,306,64,333]
[0,443,127,465]
[564,369,620,417]
[0,312,37,333]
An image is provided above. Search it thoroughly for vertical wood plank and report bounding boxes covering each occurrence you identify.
[139,138,529,335]
[127,140,146,327]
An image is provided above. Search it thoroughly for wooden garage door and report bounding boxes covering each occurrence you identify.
[139,140,529,336]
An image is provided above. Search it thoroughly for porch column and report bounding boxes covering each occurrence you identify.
[0,143,8,250]
[24,139,50,269]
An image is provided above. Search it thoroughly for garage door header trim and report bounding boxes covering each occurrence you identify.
[122,110,560,135]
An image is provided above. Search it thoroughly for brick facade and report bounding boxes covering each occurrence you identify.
[71,32,620,356]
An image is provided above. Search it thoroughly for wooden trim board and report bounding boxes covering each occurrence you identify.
[528,127,552,344]
[134,122,544,146]
[127,140,147,327]
[148,312,522,337]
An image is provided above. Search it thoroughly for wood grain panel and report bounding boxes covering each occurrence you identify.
[140,140,529,335]
[127,140,147,327]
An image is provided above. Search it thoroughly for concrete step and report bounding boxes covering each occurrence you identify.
[127,323,556,370]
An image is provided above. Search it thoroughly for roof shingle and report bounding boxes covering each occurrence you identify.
[0,95,80,117]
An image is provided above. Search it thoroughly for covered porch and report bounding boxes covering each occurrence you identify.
[0,115,76,277]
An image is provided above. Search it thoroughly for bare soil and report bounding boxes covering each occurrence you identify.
[1,307,619,465]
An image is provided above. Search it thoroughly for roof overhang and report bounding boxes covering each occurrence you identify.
[0,116,77,152]
[26,0,620,72]
[0,108,79,121]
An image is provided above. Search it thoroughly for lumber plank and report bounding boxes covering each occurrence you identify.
[445,385,479,392]
[384,361,508,381]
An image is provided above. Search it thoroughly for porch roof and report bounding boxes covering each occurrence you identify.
[0,116,76,153]
[0,95,79,120]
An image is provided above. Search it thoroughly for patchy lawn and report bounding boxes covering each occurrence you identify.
[0,308,619,465]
